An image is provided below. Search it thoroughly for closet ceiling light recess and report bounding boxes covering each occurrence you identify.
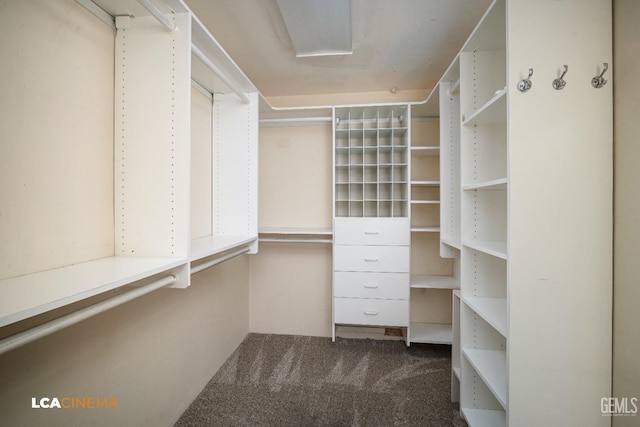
[276,0,352,58]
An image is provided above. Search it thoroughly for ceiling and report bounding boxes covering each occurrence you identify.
[184,0,492,103]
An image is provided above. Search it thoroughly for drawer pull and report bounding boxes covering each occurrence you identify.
[364,258,379,262]
[363,284,379,289]
[364,310,379,316]
[364,231,379,235]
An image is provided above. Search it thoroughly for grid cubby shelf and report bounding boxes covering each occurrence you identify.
[334,105,410,218]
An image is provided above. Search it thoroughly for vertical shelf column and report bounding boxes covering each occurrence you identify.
[114,13,192,288]
[212,92,259,253]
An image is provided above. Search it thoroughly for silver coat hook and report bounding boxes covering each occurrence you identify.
[592,63,609,88]
[553,65,568,90]
[517,68,533,93]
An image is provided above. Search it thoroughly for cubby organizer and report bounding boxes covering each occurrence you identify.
[334,106,409,218]
[0,0,259,333]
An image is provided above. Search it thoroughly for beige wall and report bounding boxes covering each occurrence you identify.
[0,1,250,426]
[250,125,333,336]
[0,0,114,279]
[613,1,640,425]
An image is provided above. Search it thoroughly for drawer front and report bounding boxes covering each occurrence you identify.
[334,298,408,327]
[334,245,410,273]
[334,218,410,246]
[334,272,409,300]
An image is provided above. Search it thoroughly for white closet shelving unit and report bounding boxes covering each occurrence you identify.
[0,0,259,329]
[407,110,459,345]
[332,105,411,341]
[433,0,613,426]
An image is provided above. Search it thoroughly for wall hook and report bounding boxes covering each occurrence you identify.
[592,63,609,88]
[517,68,533,93]
[552,65,568,90]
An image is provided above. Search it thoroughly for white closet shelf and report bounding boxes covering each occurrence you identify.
[463,348,507,409]
[411,200,440,205]
[441,236,462,250]
[462,89,506,126]
[411,146,440,156]
[411,226,441,233]
[460,408,506,427]
[463,178,507,191]
[258,227,333,244]
[463,240,507,260]
[0,256,187,328]
[410,322,453,344]
[410,275,460,290]
[190,235,257,262]
[462,296,507,337]
[259,227,332,235]
[411,180,440,187]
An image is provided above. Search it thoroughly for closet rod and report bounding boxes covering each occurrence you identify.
[0,274,177,356]
[191,44,251,104]
[136,0,176,32]
[191,247,250,275]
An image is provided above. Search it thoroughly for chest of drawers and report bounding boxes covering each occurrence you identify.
[332,218,410,334]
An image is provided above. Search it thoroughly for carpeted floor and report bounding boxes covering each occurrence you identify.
[175,333,467,427]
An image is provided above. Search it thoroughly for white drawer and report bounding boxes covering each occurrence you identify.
[334,298,408,327]
[334,245,410,273]
[334,272,409,299]
[334,218,410,246]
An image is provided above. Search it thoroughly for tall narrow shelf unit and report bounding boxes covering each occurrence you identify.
[435,1,613,426]
[408,114,459,345]
[332,105,411,340]
[0,0,259,329]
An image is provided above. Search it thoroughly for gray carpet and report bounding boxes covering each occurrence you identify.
[175,333,467,427]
